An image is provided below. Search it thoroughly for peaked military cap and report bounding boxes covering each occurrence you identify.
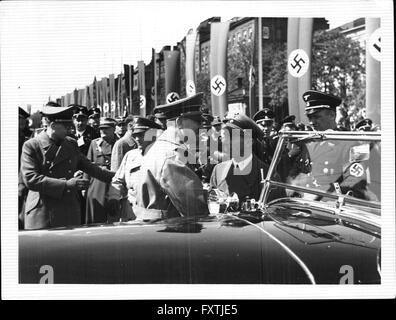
[41,105,75,123]
[115,116,127,125]
[131,116,163,133]
[211,116,223,127]
[355,118,373,131]
[99,117,116,129]
[223,113,265,141]
[72,105,89,118]
[46,101,61,108]
[88,107,101,118]
[253,108,275,124]
[282,115,296,125]
[19,107,30,119]
[153,92,205,120]
[303,90,342,115]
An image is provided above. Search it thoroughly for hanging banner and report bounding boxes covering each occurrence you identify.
[65,93,71,107]
[123,64,133,115]
[185,29,197,97]
[101,77,109,116]
[88,84,94,109]
[116,73,122,116]
[210,21,230,118]
[138,60,146,116]
[248,18,257,117]
[366,18,381,126]
[152,48,158,106]
[287,18,313,123]
[164,49,180,100]
[109,74,116,117]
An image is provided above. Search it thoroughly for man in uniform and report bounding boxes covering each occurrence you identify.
[110,115,137,171]
[84,117,118,224]
[70,105,99,156]
[107,117,163,221]
[115,116,128,139]
[20,106,114,230]
[289,90,378,201]
[252,108,278,165]
[134,93,209,220]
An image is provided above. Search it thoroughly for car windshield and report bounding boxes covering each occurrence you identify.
[261,131,381,211]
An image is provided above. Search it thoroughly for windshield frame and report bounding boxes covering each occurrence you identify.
[259,130,381,210]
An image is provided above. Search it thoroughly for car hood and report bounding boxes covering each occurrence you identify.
[19,204,380,284]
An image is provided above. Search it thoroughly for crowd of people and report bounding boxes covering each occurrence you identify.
[18,89,380,230]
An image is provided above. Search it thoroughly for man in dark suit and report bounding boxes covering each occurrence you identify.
[20,106,114,230]
[210,114,284,203]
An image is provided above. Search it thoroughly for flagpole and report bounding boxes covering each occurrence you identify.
[258,17,263,110]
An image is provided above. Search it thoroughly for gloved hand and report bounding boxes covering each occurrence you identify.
[106,199,121,217]
[66,177,90,191]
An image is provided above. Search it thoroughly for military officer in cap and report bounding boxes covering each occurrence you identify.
[111,115,137,171]
[354,118,374,131]
[252,108,278,166]
[302,90,342,131]
[70,105,99,156]
[20,105,114,230]
[210,113,284,202]
[88,114,100,135]
[84,117,118,224]
[107,117,163,221]
[134,93,209,220]
[288,90,378,201]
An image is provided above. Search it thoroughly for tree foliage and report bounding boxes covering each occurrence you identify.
[227,39,254,91]
[311,29,365,109]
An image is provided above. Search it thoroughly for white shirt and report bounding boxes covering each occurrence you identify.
[232,153,253,172]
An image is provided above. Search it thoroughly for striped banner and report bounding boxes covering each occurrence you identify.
[164,49,181,103]
[209,21,230,118]
[287,18,313,123]
[109,74,116,117]
[138,60,146,116]
[185,29,197,97]
[101,77,109,115]
[365,18,381,126]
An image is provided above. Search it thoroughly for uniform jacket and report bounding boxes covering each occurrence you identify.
[288,130,379,201]
[69,125,99,156]
[20,131,114,230]
[85,136,117,224]
[110,131,137,172]
[210,153,284,202]
[108,147,148,221]
[109,147,145,203]
[135,127,209,220]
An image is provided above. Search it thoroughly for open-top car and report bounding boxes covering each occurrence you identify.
[19,130,381,284]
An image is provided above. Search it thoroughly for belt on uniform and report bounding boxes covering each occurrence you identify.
[133,206,167,221]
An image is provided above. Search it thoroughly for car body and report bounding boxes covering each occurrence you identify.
[19,131,381,284]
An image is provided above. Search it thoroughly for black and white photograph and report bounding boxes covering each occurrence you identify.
[1,0,395,300]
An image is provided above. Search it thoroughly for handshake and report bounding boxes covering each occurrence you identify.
[66,170,89,191]
[66,177,90,191]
